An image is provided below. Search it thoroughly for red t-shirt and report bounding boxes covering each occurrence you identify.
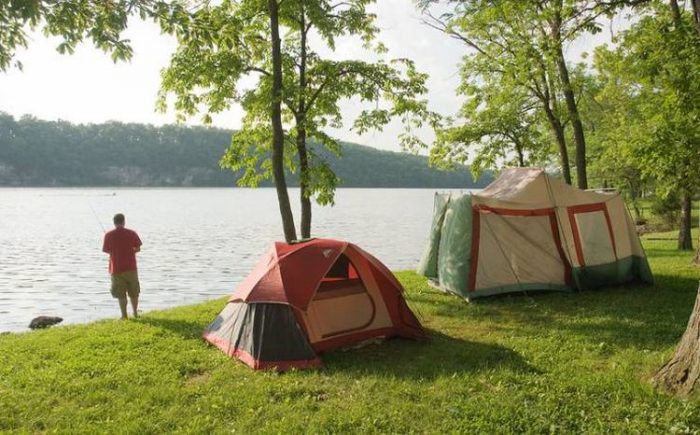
[102,227,142,274]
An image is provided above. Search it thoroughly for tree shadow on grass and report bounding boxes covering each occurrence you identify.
[138,314,536,380]
[544,275,699,350]
[137,316,207,341]
[642,248,693,258]
[322,329,539,380]
[420,274,699,351]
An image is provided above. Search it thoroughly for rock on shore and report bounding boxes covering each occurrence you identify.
[29,316,63,330]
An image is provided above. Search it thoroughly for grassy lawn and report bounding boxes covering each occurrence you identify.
[1,235,700,433]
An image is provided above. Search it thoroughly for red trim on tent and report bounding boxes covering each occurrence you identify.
[357,246,427,340]
[231,239,350,307]
[568,209,585,266]
[205,238,426,370]
[469,205,571,292]
[567,203,618,267]
[302,243,348,310]
[203,332,323,371]
[473,204,557,216]
[290,305,311,338]
[548,212,572,285]
[468,207,481,292]
[354,245,406,294]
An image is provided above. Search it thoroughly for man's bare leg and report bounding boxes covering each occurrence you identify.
[130,295,139,318]
[118,297,128,319]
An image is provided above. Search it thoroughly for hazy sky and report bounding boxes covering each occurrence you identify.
[0,1,620,152]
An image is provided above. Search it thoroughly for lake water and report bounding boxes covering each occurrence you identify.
[0,188,469,332]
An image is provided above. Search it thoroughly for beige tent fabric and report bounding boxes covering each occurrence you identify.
[606,195,641,259]
[471,168,645,285]
[477,168,612,209]
[475,212,568,290]
[303,246,392,344]
[573,211,616,266]
[418,167,651,298]
[306,292,376,342]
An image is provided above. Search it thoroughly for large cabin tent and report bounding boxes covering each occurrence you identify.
[418,168,653,300]
[204,238,426,370]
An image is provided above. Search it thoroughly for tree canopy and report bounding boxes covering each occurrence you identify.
[158,0,435,239]
[0,0,186,71]
[419,0,628,188]
[592,2,700,250]
[421,0,700,252]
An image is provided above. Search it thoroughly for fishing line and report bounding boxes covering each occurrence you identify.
[88,203,106,233]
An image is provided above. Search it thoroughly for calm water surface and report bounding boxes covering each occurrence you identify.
[0,188,467,332]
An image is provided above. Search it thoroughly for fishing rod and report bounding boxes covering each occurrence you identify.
[88,203,106,233]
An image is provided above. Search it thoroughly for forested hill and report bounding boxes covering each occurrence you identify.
[0,114,490,188]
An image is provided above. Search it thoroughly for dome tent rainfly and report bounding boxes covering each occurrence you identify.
[417,168,653,301]
[203,238,426,370]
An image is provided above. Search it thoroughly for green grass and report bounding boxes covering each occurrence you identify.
[1,238,700,433]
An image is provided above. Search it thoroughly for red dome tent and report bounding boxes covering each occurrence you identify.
[203,239,426,370]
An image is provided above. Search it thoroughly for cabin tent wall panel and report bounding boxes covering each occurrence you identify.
[473,212,567,292]
[553,207,579,267]
[605,196,637,259]
[416,193,450,279]
[571,208,617,266]
[436,194,473,296]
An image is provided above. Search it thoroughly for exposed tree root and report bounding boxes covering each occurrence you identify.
[652,283,700,396]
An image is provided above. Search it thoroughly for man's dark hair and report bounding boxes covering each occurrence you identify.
[113,213,125,226]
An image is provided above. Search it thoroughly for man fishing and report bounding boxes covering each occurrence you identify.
[102,213,142,319]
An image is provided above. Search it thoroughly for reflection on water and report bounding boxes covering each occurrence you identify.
[0,187,468,332]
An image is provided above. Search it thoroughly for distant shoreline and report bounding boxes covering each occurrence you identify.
[0,115,492,189]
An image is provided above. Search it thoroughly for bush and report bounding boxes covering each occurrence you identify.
[650,194,681,230]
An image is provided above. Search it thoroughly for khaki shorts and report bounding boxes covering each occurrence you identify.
[110,270,140,299]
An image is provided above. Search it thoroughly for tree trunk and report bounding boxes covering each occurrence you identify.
[542,103,572,185]
[670,0,683,26]
[269,0,297,243]
[679,191,694,250]
[555,45,587,190]
[692,0,700,36]
[627,175,642,222]
[652,283,700,396]
[548,10,586,189]
[695,203,700,264]
[669,2,694,253]
[297,122,312,239]
[538,68,571,184]
[296,8,311,239]
[514,141,525,167]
